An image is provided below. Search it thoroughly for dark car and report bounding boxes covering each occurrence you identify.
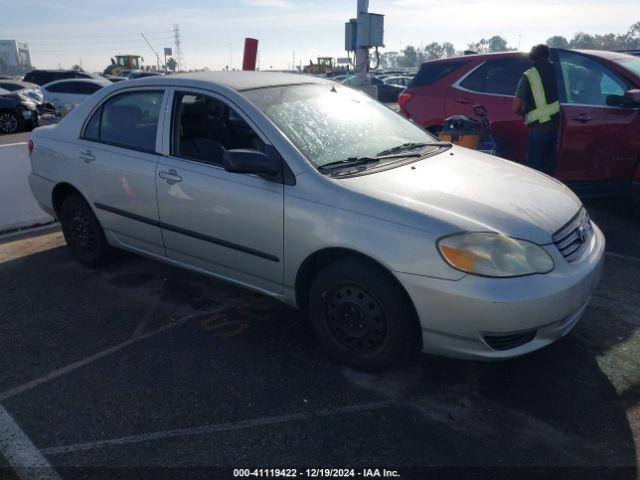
[343,75,405,102]
[399,49,640,207]
[0,87,39,133]
[23,69,98,86]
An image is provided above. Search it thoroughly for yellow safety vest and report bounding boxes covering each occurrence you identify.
[524,67,560,125]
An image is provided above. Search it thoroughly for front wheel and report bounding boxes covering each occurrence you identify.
[0,111,22,134]
[59,194,112,267]
[308,259,418,371]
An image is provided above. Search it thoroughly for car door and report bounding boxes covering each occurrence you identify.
[555,50,639,183]
[155,88,284,294]
[78,88,168,257]
[446,56,531,162]
[45,81,82,110]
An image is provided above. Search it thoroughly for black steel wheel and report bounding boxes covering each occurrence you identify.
[324,283,389,355]
[309,258,418,371]
[60,194,111,267]
[0,111,21,134]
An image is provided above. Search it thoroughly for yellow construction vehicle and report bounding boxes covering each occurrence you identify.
[303,57,336,74]
[103,55,144,76]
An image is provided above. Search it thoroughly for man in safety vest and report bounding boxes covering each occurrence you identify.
[513,44,561,176]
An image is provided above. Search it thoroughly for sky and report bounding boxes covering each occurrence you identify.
[1,0,639,72]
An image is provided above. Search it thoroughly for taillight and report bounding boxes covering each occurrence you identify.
[398,91,414,111]
[28,139,34,156]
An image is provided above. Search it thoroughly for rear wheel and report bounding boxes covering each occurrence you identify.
[59,194,111,267]
[309,259,418,371]
[0,111,22,134]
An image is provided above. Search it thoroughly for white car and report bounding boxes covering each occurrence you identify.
[28,72,604,371]
[42,78,110,113]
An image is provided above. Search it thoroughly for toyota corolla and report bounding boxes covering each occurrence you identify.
[28,72,605,371]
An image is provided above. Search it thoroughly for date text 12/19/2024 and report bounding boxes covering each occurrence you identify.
[233,468,401,478]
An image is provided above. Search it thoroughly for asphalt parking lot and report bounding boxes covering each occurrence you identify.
[0,199,639,479]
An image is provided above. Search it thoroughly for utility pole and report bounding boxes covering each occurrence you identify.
[354,0,370,85]
[292,51,295,72]
[173,24,184,71]
[141,33,162,70]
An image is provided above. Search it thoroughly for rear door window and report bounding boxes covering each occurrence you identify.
[82,90,164,152]
[52,81,83,94]
[459,57,530,95]
[409,60,469,88]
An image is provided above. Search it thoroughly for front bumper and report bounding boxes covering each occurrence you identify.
[397,223,605,360]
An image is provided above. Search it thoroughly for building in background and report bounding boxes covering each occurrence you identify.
[0,40,32,75]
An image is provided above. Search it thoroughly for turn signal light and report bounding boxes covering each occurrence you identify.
[28,139,33,156]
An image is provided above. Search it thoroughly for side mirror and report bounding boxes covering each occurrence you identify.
[223,149,279,177]
[623,89,640,108]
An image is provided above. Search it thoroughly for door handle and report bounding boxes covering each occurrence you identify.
[78,150,95,163]
[571,114,592,123]
[455,97,474,104]
[159,169,182,184]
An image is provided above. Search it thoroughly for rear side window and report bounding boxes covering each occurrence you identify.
[459,57,530,95]
[82,90,164,152]
[78,82,103,94]
[47,81,81,94]
[409,60,468,88]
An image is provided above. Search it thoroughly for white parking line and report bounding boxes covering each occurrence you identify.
[0,307,230,403]
[0,404,61,480]
[40,400,395,456]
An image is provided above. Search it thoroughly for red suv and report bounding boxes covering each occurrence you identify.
[399,50,640,205]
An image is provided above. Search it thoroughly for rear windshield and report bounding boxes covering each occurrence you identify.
[408,60,468,88]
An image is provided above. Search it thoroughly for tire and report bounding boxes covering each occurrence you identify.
[59,194,111,267]
[0,110,23,134]
[308,258,418,371]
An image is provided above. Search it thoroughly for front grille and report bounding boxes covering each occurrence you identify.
[553,208,592,262]
[484,331,537,351]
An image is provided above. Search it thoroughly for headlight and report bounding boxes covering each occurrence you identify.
[437,232,554,277]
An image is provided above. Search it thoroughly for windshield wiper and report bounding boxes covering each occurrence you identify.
[319,152,422,171]
[376,141,450,157]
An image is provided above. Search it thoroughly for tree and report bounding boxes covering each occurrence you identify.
[441,42,456,58]
[422,42,443,60]
[398,46,418,68]
[546,36,569,48]
[569,32,597,49]
[623,22,640,49]
[166,57,177,71]
[487,35,510,52]
[71,64,84,72]
[379,51,400,69]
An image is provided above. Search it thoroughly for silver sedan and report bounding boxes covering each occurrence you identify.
[28,72,604,371]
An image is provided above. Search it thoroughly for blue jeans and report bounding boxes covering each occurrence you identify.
[527,127,558,177]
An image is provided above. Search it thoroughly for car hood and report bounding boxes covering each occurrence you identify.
[339,146,581,245]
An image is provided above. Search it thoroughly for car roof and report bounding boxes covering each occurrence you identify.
[124,71,330,91]
[43,78,111,87]
[0,79,37,88]
[574,49,639,61]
